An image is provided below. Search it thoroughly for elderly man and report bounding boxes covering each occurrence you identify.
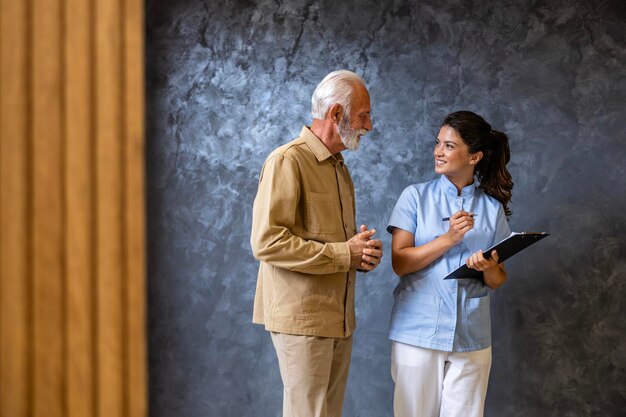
[250,70,383,417]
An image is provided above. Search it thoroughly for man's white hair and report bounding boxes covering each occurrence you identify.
[311,70,366,120]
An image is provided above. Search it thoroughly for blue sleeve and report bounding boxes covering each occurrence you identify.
[387,186,418,235]
[492,203,511,245]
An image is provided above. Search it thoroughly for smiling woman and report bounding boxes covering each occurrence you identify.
[434,125,482,185]
[387,111,514,417]
[441,111,514,217]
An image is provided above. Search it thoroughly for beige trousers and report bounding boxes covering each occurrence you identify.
[270,332,353,417]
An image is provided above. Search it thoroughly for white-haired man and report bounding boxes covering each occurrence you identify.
[251,70,383,417]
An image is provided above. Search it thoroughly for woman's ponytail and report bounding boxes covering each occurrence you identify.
[475,130,513,216]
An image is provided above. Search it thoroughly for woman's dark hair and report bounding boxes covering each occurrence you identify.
[442,110,514,216]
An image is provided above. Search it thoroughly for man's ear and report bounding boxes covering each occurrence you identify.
[469,151,483,165]
[326,104,343,124]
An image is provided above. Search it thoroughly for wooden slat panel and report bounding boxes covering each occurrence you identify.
[64,0,94,415]
[31,0,65,416]
[95,0,124,415]
[0,1,30,416]
[2,1,147,416]
[122,0,147,416]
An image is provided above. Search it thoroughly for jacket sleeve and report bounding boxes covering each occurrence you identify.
[250,153,351,274]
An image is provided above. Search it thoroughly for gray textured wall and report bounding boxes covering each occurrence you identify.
[145,1,626,416]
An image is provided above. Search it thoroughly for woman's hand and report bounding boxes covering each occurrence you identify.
[466,249,507,289]
[445,211,475,244]
[466,249,498,271]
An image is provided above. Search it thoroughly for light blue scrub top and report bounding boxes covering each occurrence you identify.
[387,175,511,352]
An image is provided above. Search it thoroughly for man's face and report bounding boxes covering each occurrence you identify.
[338,84,372,151]
[338,114,364,150]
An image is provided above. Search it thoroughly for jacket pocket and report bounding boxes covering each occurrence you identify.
[305,192,341,234]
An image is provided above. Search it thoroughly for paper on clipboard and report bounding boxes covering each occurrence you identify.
[443,232,550,280]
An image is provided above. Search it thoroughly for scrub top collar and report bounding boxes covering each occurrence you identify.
[439,174,477,198]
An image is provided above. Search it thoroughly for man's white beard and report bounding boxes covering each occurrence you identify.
[338,115,366,151]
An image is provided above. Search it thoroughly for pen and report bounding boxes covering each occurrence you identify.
[441,213,478,221]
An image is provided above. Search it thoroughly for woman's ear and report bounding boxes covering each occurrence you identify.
[469,151,483,165]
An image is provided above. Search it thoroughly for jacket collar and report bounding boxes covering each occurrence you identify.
[300,126,344,165]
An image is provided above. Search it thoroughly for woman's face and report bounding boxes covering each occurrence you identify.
[433,125,480,181]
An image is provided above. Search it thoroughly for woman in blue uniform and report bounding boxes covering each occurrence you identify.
[387,110,514,417]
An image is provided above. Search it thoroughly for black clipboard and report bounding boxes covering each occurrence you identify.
[443,232,549,280]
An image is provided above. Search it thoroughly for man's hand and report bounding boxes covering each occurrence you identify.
[347,224,383,272]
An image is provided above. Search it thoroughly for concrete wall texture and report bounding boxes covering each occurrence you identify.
[146,1,626,416]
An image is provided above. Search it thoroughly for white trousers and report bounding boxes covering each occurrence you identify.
[391,342,492,417]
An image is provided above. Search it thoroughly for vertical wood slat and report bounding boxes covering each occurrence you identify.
[32,0,64,415]
[95,0,124,415]
[1,0,146,416]
[123,0,147,416]
[0,1,29,416]
[65,0,94,416]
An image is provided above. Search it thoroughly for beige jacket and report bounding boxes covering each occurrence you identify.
[250,126,357,338]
